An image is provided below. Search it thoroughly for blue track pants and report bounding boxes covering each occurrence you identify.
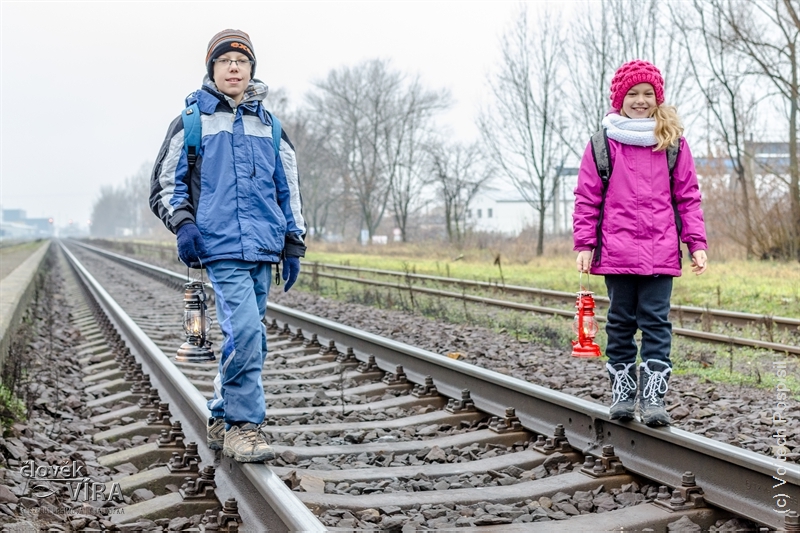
[205,260,270,425]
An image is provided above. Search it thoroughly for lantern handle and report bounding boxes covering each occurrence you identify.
[579,271,592,292]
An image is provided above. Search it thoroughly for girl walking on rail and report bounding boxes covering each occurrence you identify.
[573,60,708,427]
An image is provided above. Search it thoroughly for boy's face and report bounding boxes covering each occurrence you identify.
[621,83,657,118]
[213,51,252,104]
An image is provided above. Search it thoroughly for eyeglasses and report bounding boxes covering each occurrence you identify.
[213,58,253,70]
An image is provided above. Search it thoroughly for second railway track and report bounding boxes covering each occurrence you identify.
[306,263,800,356]
[60,240,799,531]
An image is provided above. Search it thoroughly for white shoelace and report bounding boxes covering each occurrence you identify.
[607,362,637,407]
[641,364,671,405]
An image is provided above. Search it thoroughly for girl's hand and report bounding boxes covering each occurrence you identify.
[691,250,708,275]
[576,251,593,273]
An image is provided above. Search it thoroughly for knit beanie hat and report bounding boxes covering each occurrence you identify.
[206,29,256,80]
[609,60,664,111]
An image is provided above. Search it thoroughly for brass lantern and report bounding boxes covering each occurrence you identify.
[176,281,215,362]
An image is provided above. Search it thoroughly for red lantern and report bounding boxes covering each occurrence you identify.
[571,290,602,358]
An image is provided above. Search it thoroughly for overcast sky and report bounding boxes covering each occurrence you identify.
[1,1,571,229]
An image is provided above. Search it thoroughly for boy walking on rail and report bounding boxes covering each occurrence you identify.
[150,29,306,462]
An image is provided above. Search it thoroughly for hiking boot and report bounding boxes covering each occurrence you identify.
[207,417,225,450]
[223,422,275,462]
[639,360,672,427]
[607,362,637,421]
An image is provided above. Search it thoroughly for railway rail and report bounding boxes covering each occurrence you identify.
[55,238,800,530]
[307,263,800,356]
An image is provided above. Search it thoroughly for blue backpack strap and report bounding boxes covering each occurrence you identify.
[268,111,282,158]
[181,103,202,169]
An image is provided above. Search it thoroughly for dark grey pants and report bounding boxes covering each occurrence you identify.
[604,275,673,368]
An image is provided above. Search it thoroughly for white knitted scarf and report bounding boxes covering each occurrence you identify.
[602,113,657,147]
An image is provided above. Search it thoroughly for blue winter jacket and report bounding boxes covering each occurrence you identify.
[150,79,306,266]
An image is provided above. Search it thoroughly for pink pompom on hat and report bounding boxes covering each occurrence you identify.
[609,60,665,111]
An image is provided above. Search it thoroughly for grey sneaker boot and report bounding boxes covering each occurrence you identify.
[607,362,637,421]
[639,360,672,427]
[223,422,275,462]
[207,417,225,450]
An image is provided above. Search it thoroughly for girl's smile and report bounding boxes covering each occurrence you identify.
[622,83,657,118]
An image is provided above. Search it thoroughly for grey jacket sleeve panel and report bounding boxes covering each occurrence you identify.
[149,116,195,233]
[274,128,306,257]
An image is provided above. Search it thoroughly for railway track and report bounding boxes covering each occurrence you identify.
[306,263,800,356]
[58,239,798,531]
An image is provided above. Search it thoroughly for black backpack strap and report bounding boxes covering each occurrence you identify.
[667,140,683,264]
[590,129,612,185]
[589,129,612,266]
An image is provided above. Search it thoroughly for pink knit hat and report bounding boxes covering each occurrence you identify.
[609,60,665,110]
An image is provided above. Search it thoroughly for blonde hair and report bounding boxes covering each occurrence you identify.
[621,104,684,151]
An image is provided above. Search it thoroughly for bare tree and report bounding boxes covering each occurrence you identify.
[671,0,760,257]
[92,162,162,238]
[386,78,451,242]
[717,0,800,259]
[284,111,344,241]
[564,0,694,150]
[480,6,569,255]
[308,59,449,241]
[91,185,131,237]
[565,0,618,141]
[428,140,493,244]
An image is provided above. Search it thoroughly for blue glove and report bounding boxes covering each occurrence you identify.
[176,223,208,266]
[282,256,300,292]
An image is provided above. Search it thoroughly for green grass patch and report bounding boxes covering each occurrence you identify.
[0,383,26,434]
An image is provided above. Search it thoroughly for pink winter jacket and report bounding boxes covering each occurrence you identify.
[573,137,707,277]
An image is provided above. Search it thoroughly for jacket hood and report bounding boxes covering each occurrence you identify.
[192,76,269,110]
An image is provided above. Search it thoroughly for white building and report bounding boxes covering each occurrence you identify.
[467,168,579,236]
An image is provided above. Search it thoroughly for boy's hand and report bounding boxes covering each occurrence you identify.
[576,251,593,273]
[282,256,301,292]
[691,250,708,275]
[176,223,207,266]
